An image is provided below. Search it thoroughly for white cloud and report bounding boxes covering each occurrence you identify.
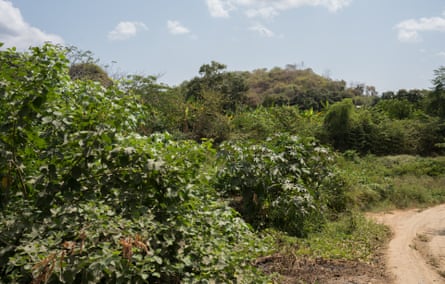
[206,0,352,19]
[397,28,420,42]
[249,23,275,37]
[167,20,190,35]
[0,0,63,49]
[108,21,148,41]
[272,0,352,13]
[395,15,445,43]
[206,0,235,18]
[246,7,279,19]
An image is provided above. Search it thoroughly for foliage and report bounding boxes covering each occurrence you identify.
[425,66,445,119]
[0,43,71,208]
[0,44,269,283]
[244,66,355,110]
[230,105,324,141]
[69,63,113,88]
[183,90,231,142]
[120,75,186,135]
[375,99,414,119]
[216,134,347,236]
[182,61,249,113]
[230,107,280,140]
[322,99,356,151]
[432,66,445,92]
[64,45,99,65]
[319,98,445,156]
[179,61,250,141]
[3,42,445,283]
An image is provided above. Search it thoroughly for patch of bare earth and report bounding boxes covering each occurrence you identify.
[255,252,391,283]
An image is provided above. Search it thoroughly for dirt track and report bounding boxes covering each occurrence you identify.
[372,204,445,284]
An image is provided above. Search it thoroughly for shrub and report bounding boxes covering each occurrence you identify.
[216,133,347,236]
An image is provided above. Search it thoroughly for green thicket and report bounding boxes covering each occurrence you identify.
[0,44,269,283]
[102,55,445,156]
[320,93,445,156]
[0,44,351,283]
[1,43,445,283]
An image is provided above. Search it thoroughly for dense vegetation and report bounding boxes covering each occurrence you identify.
[1,43,444,283]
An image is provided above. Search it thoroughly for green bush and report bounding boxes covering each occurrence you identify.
[216,134,347,236]
[0,44,269,283]
[322,99,356,151]
[230,106,322,141]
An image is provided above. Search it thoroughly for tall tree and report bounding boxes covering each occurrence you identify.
[322,99,356,151]
[183,61,249,113]
[426,66,445,118]
[432,66,445,92]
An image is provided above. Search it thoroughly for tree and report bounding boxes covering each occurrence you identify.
[69,62,113,88]
[426,66,445,118]
[322,99,356,151]
[120,75,185,135]
[432,66,445,92]
[375,99,414,119]
[183,61,249,113]
[199,60,226,77]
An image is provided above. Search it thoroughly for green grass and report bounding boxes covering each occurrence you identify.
[338,154,445,211]
[267,212,390,263]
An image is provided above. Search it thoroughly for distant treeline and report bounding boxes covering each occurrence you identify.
[70,54,445,156]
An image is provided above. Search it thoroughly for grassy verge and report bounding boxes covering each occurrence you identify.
[339,154,445,211]
[257,213,391,283]
[266,213,390,263]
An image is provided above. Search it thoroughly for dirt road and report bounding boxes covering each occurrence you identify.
[372,204,445,284]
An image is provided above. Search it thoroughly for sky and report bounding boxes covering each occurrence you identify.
[1,0,445,93]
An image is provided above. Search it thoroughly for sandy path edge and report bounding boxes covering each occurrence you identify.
[370,204,445,284]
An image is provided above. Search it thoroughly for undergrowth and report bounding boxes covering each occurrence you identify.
[339,153,445,210]
[267,212,390,264]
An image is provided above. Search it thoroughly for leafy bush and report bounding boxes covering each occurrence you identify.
[216,134,347,236]
[322,99,356,151]
[0,44,269,283]
[2,134,267,283]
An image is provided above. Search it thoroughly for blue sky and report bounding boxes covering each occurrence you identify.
[1,0,445,93]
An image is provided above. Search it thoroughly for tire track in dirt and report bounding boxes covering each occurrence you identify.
[371,204,445,284]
